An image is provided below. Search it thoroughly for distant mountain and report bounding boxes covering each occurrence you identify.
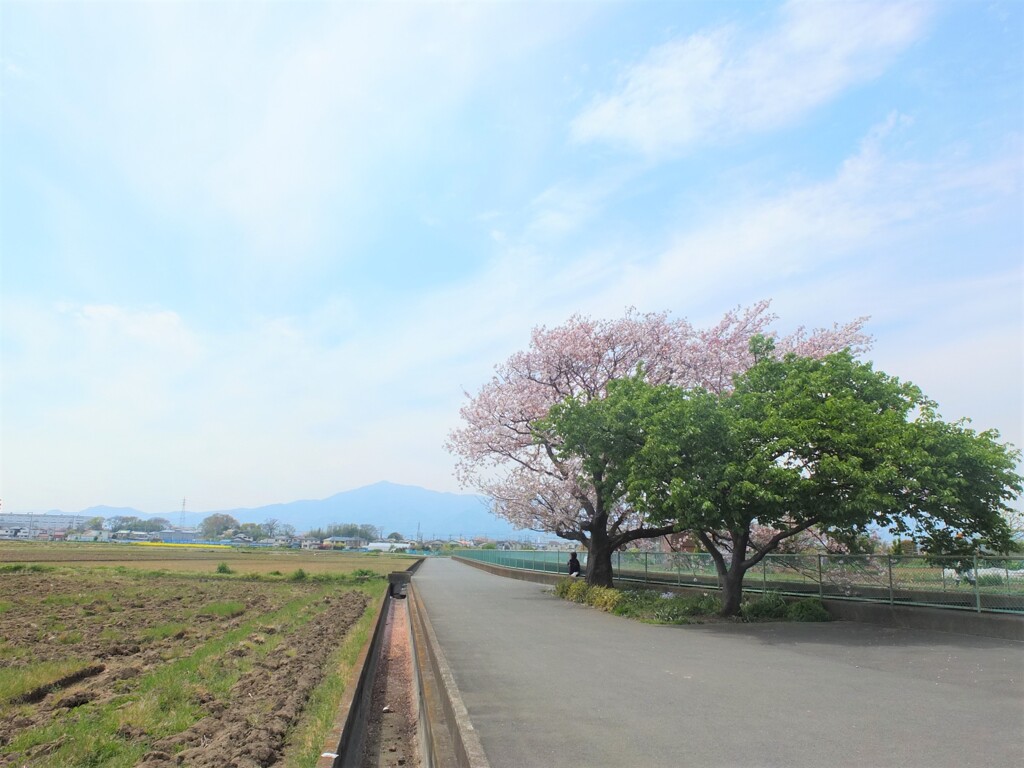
[209,481,522,539]
[72,482,525,539]
[79,505,152,519]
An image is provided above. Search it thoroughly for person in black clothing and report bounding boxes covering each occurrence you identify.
[568,551,581,577]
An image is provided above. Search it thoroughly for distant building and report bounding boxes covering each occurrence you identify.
[157,529,198,544]
[0,512,81,532]
[111,530,156,542]
[67,530,110,542]
[367,540,409,552]
[323,536,367,549]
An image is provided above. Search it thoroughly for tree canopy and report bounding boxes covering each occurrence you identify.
[544,340,1021,614]
[200,513,239,539]
[448,302,869,585]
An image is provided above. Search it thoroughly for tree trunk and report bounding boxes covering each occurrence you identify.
[586,525,615,587]
[719,564,746,617]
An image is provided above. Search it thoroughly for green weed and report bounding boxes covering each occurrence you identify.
[197,600,246,618]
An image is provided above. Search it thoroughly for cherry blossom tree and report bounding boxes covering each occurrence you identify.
[447,301,870,586]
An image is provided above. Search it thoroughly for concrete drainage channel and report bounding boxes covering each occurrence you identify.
[318,562,490,768]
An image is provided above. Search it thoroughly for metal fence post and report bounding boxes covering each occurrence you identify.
[817,555,823,599]
[762,560,767,594]
[645,551,649,584]
[974,553,981,613]
[888,556,894,605]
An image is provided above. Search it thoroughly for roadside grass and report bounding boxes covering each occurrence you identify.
[281,579,387,767]
[553,579,832,624]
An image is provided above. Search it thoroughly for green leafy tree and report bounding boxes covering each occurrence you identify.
[238,522,265,540]
[80,515,105,531]
[546,341,1021,615]
[387,531,403,541]
[201,513,240,539]
[134,517,171,533]
[106,515,143,532]
[535,373,672,584]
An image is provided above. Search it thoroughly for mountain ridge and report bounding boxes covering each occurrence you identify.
[37,482,524,539]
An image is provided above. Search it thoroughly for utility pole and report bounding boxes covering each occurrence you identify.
[179,498,187,529]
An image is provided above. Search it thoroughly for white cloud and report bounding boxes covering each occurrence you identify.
[583,115,1022,313]
[572,0,933,155]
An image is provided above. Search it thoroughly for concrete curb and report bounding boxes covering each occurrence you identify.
[453,556,1024,641]
[408,579,490,768]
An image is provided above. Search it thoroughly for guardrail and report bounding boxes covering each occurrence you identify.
[457,550,1024,614]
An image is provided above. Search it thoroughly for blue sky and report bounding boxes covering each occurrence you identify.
[2,0,1021,515]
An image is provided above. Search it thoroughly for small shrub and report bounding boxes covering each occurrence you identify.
[350,568,378,583]
[290,568,308,582]
[588,585,623,612]
[554,578,574,598]
[786,599,832,622]
[215,562,234,575]
[567,579,593,603]
[269,570,283,576]
[555,578,592,603]
[741,591,788,622]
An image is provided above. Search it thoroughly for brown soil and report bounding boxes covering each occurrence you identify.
[0,570,371,767]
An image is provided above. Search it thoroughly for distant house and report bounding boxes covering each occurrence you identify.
[323,536,367,549]
[112,530,156,542]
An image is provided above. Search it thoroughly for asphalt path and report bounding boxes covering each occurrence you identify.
[413,557,1024,768]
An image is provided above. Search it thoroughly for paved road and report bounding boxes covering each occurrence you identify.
[413,558,1024,768]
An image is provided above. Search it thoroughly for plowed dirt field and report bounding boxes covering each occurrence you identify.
[0,564,381,767]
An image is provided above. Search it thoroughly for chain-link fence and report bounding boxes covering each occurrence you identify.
[458,549,1024,614]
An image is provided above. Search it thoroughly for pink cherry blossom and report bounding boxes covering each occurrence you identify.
[447,301,871,547]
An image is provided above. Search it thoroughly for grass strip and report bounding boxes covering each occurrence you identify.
[280,580,387,767]
[0,660,97,710]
